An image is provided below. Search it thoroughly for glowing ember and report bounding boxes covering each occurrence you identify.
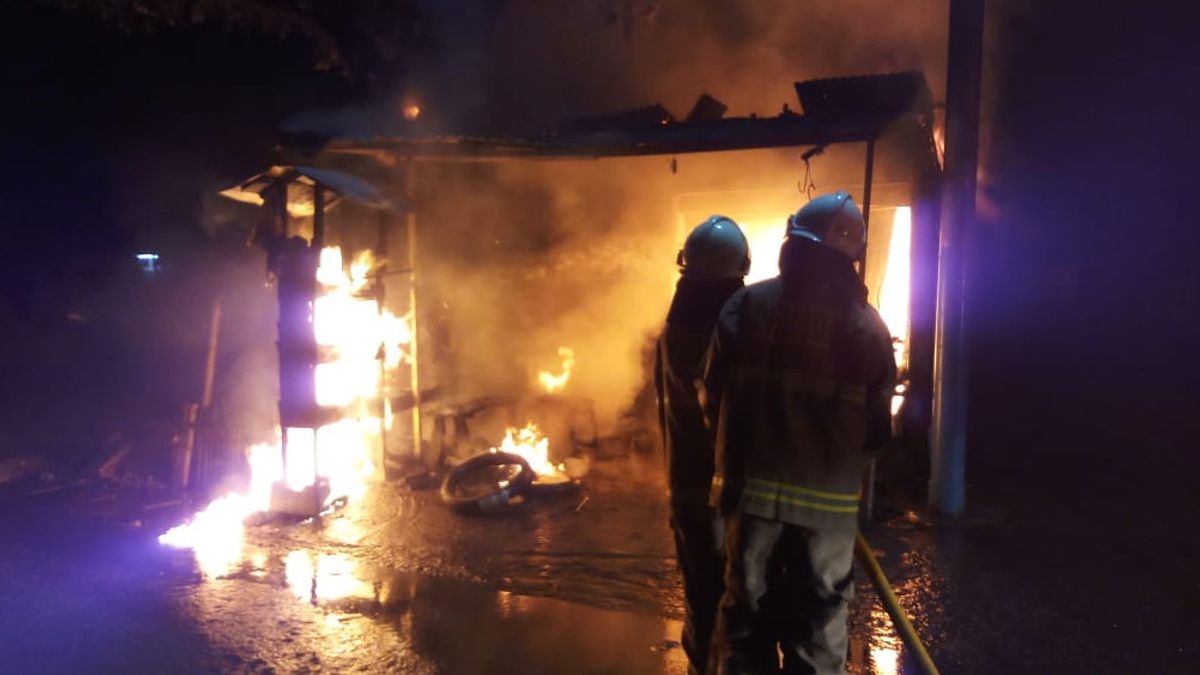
[161,245,407,574]
[536,346,575,394]
[491,423,564,478]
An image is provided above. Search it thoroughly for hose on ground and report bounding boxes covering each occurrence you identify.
[855,532,942,675]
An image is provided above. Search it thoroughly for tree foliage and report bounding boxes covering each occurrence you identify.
[38,0,428,86]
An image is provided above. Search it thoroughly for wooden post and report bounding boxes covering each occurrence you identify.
[312,183,325,249]
[178,402,199,491]
[405,158,423,459]
[201,299,222,408]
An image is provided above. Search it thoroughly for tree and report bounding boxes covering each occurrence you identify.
[36,0,430,91]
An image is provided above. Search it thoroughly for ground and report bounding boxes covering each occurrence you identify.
[1,452,1196,674]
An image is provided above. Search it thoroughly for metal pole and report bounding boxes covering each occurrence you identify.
[860,138,877,520]
[405,159,423,458]
[930,0,985,516]
[858,139,876,281]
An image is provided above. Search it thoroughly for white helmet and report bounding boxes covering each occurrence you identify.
[787,191,866,260]
[677,215,751,280]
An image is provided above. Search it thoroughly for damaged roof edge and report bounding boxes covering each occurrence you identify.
[218,164,398,214]
[322,110,909,160]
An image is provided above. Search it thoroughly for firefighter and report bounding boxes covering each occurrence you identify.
[655,215,751,675]
[703,192,895,675]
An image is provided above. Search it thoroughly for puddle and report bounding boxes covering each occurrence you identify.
[213,547,689,674]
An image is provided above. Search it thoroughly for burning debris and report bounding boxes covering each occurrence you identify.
[491,423,561,479]
[160,242,408,575]
[163,71,936,568]
[441,421,584,514]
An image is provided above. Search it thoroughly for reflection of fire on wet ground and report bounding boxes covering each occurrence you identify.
[186,535,688,674]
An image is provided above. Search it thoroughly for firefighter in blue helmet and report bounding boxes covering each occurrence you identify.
[655,215,751,675]
[704,193,896,674]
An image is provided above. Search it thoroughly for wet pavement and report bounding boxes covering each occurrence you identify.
[2,453,1196,674]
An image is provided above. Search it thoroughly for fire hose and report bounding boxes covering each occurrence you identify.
[855,532,942,675]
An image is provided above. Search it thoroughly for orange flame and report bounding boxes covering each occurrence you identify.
[536,347,575,394]
[877,207,912,417]
[878,207,911,368]
[160,245,409,576]
[491,423,564,478]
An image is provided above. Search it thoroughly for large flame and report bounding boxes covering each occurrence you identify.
[160,245,409,576]
[878,207,912,369]
[733,218,785,284]
[314,247,412,407]
[877,207,912,417]
[536,347,575,394]
[491,423,564,479]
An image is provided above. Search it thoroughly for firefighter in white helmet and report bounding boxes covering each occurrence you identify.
[703,193,895,674]
[655,215,750,675]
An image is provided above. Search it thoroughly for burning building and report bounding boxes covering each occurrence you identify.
[162,71,944,564]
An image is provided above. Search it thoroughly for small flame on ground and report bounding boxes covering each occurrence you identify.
[491,423,564,478]
[536,347,575,394]
[158,441,283,577]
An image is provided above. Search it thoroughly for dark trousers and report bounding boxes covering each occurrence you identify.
[671,500,725,675]
[713,514,856,675]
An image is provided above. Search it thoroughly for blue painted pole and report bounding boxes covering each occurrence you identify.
[930,0,984,516]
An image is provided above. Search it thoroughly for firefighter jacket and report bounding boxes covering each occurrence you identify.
[655,277,745,506]
[702,239,896,530]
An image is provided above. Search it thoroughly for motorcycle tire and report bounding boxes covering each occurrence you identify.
[440,451,535,514]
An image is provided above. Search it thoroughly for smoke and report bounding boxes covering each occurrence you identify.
[290,1,950,433]
[415,157,678,427]
[407,144,897,430]
[413,0,948,129]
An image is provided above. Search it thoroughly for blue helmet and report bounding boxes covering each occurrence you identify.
[787,191,866,260]
[677,215,751,280]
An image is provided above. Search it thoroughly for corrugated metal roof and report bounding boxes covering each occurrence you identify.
[286,72,934,161]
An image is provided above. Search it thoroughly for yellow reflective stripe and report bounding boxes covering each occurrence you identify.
[743,489,860,514]
[746,478,860,502]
